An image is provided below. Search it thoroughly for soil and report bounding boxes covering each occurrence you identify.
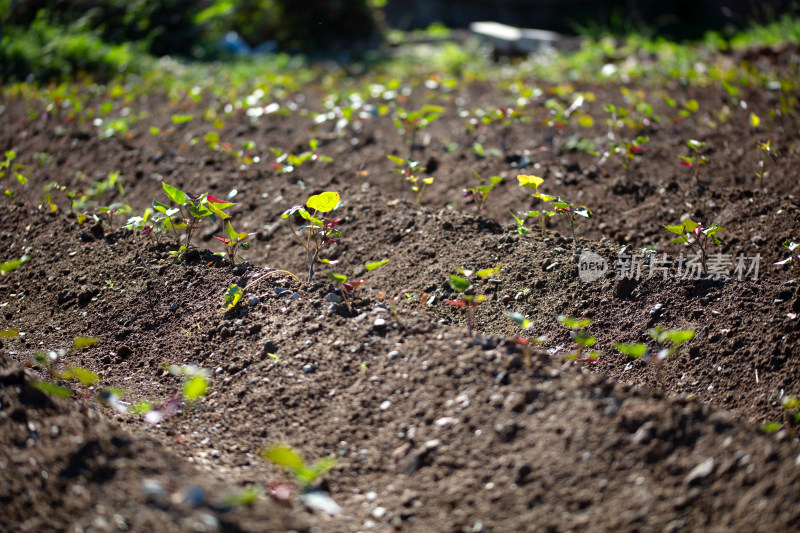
[2,46,800,532]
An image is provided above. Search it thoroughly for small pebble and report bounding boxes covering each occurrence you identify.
[365,491,378,502]
[379,400,391,411]
[302,364,314,374]
[387,350,400,360]
[247,296,260,305]
[373,318,386,328]
[325,293,342,303]
[371,506,387,520]
[290,292,301,300]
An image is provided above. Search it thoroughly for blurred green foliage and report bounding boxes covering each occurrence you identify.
[0,0,381,82]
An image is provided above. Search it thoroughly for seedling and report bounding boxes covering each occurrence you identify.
[326,259,389,309]
[664,219,725,275]
[506,312,547,368]
[97,202,131,230]
[517,175,556,237]
[614,327,695,363]
[262,444,336,488]
[268,140,332,173]
[1,150,27,202]
[775,240,800,302]
[393,105,443,153]
[755,140,778,190]
[214,221,252,265]
[281,191,341,282]
[557,315,602,363]
[678,139,709,183]
[446,265,501,336]
[156,182,236,262]
[599,136,649,180]
[0,255,31,275]
[387,155,434,205]
[463,170,502,215]
[221,284,243,313]
[552,198,592,246]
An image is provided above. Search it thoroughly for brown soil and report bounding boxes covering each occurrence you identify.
[2,48,800,532]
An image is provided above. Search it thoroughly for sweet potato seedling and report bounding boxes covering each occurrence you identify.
[664,219,724,275]
[614,327,695,363]
[157,182,236,262]
[507,312,547,368]
[214,221,252,265]
[557,316,602,363]
[755,140,778,190]
[447,265,501,336]
[387,155,434,205]
[679,139,709,183]
[464,170,502,215]
[517,174,556,237]
[327,259,389,309]
[2,150,28,202]
[262,444,337,488]
[281,191,341,282]
[552,198,592,246]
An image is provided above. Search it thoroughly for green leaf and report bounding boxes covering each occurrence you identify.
[162,182,188,206]
[663,224,686,235]
[0,328,19,338]
[489,176,503,185]
[386,155,405,166]
[218,485,264,508]
[221,284,242,313]
[365,259,389,271]
[614,342,648,358]
[309,139,319,151]
[263,444,305,470]
[476,264,502,279]
[557,316,592,330]
[760,421,781,434]
[448,274,471,292]
[0,255,30,274]
[5,150,16,160]
[183,375,208,400]
[517,175,543,189]
[659,329,695,345]
[683,99,699,112]
[73,336,101,349]
[68,366,100,386]
[670,236,689,244]
[27,380,72,398]
[749,112,760,128]
[306,192,340,213]
[327,273,348,283]
[171,114,193,124]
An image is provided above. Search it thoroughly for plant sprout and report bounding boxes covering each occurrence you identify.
[664,219,724,275]
[517,175,556,237]
[463,170,502,215]
[446,265,501,336]
[157,182,236,262]
[281,191,341,282]
[387,155,434,205]
[552,198,592,246]
[614,327,695,362]
[214,221,252,265]
[755,140,778,190]
[327,259,389,309]
[2,150,27,202]
[679,139,709,183]
[557,315,601,363]
[262,444,337,488]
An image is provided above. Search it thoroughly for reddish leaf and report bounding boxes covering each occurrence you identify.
[446,300,467,307]
[207,195,226,203]
[213,236,231,243]
[679,161,692,167]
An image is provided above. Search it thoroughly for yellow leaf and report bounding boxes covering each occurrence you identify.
[749,112,760,128]
[306,191,340,213]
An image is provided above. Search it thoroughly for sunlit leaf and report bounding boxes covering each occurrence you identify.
[0,255,30,274]
[0,328,19,338]
[306,192,340,213]
[183,375,208,400]
[448,274,470,292]
[263,444,305,470]
[221,284,242,313]
[614,342,648,358]
[27,380,72,398]
[73,336,101,349]
[557,316,592,330]
[68,366,100,386]
[365,259,389,271]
